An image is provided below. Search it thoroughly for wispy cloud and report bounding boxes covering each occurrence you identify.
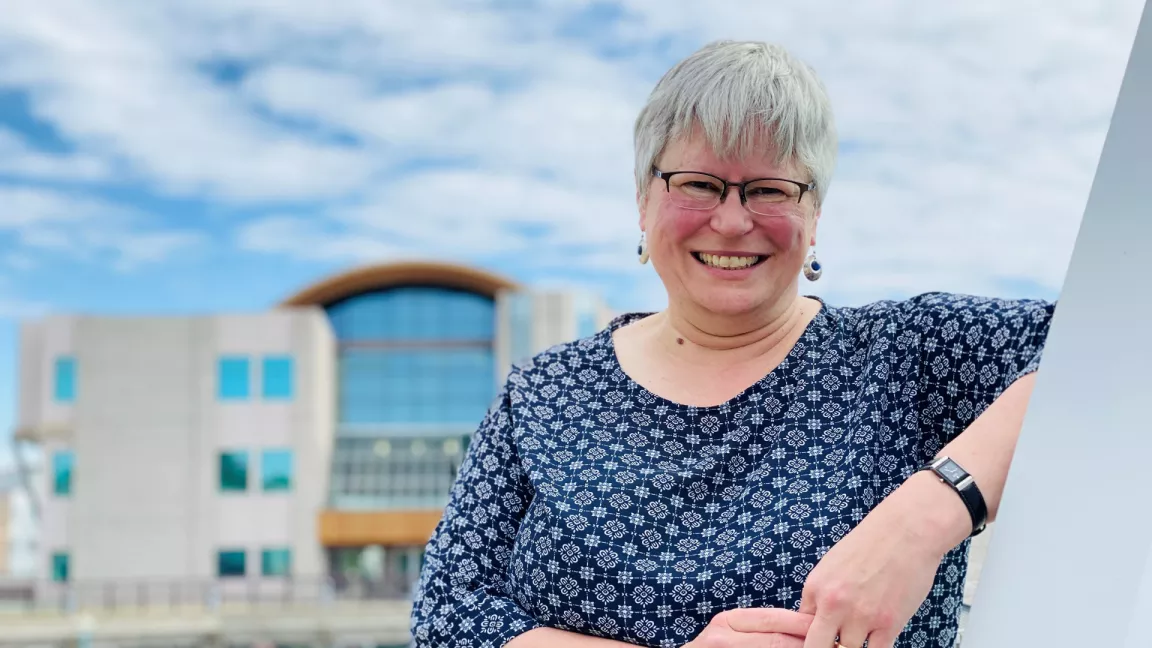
[0,0,1144,311]
[0,186,205,272]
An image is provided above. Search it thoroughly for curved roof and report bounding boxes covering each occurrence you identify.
[277,260,520,308]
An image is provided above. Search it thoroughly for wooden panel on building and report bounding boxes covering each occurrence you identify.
[318,509,444,547]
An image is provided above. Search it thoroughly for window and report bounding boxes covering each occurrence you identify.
[52,451,74,496]
[338,347,496,424]
[218,356,250,400]
[218,450,248,492]
[329,436,466,509]
[324,287,499,426]
[51,552,69,582]
[217,549,246,577]
[261,449,293,492]
[326,287,495,342]
[261,548,292,577]
[262,356,294,400]
[54,356,76,402]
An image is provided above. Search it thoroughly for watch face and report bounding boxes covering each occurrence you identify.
[937,459,968,482]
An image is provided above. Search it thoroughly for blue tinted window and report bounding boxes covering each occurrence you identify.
[262,356,293,400]
[326,287,495,342]
[217,549,246,577]
[52,451,73,496]
[338,348,495,424]
[261,548,292,576]
[261,449,293,492]
[51,552,69,582]
[218,356,250,400]
[219,451,248,492]
[54,356,76,402]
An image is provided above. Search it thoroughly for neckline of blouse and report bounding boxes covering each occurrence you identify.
[598,295,833,413]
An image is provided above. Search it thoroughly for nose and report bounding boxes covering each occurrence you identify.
[709,194,754,237]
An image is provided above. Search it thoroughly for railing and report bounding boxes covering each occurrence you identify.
[0,574,414,615]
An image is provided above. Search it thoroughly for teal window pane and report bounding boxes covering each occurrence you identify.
[261,449,293,492]
[54,356,76,402]
[218,357,250,400]
[219,451,248,492]
[262,356,293,400]
[261,548,292,577]
[51,552,69,582]
[52,451,73,496]
[217,549,246,577]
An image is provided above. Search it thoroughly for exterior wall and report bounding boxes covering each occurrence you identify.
[20,308,335,592]
[495,289,615,380]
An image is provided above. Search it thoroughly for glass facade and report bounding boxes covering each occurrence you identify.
[261,449,293,492]
[52,450,73,496]
[325,286,497,510]
[54,356,76,402]
[329,436,466,509]
[219,450,249,492]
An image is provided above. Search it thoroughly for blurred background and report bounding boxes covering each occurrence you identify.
[0,1,1144,646]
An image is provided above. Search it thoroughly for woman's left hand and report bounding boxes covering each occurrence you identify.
[797,471,971,648]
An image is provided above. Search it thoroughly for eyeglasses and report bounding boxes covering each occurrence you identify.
[652,167,815,215]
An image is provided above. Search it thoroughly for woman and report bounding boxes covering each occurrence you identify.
[410,40,1054,648]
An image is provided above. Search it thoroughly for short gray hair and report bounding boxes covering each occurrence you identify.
[634,40,838,207]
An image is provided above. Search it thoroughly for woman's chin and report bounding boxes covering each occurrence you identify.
[685,288,770,317]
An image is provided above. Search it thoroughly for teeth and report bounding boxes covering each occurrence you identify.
[698,253,760,269]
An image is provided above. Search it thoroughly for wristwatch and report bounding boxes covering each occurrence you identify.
[920,456,988,537]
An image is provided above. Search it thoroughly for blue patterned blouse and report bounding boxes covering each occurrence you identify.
[410,292,1055,648]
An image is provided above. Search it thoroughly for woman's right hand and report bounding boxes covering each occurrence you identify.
[684,608,815,647]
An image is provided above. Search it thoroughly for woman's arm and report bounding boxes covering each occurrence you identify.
[895,372,1038,555]
[506,627,637,648]
[409,382,544,647]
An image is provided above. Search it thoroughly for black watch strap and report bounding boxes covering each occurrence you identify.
[920,456,988,537]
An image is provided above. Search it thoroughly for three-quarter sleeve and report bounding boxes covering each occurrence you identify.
[907,292,1057,457]
[409,380,543,647]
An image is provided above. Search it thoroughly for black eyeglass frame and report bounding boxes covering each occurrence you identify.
[652,166,816,207]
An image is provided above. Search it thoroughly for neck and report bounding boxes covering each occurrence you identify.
[654,291,817,365]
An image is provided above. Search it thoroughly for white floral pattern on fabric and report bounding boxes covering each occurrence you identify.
[410,292,1055,648]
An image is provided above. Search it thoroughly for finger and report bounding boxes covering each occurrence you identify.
[762,633,806,648]
[800,613,839,648]
[724,607,815,637]
[832,623,870,648]
[858,627,899,648]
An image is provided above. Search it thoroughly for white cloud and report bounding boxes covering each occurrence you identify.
[0,186,206,271]
[0,0,1144,308]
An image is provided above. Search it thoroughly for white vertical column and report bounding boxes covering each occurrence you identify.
[960,3,1152,646]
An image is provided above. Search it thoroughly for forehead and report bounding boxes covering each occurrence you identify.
[659,125,803,180]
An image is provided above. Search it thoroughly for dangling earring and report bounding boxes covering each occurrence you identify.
[803,250,822,281]
[637,233,650,265]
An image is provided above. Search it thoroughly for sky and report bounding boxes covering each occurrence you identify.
[0,0,1146,463]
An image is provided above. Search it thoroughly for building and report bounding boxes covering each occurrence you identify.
[11,261,613,604]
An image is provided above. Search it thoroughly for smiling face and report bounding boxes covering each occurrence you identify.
[639,127,820,320]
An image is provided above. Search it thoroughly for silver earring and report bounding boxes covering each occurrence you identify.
[803,250,822,281]
[637,233,649,264]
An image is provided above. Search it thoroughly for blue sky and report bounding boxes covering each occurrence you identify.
[0,0,1145,458]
